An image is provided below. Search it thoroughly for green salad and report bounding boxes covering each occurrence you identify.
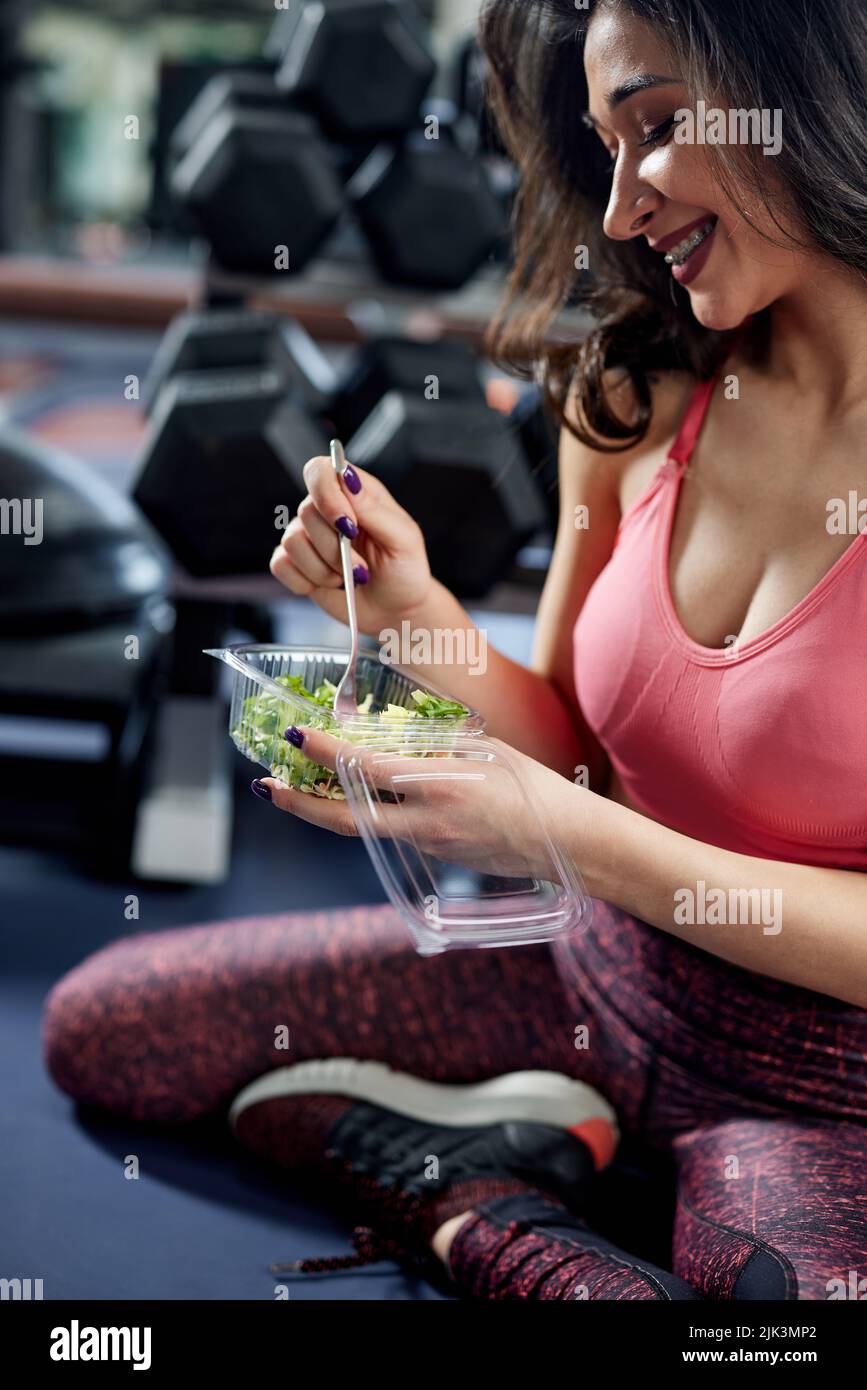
[235,673,469,799]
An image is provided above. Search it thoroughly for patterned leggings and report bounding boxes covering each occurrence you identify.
[42,900,867,1300]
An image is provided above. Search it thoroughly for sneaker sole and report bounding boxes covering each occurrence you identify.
[229,1059,619,1169]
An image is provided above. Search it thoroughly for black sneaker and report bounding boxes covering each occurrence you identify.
[229,1059,619,1276]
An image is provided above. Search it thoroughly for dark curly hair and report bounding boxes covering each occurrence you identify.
[478,0,867,450]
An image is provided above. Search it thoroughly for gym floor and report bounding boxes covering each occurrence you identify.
[0,316,535,1299]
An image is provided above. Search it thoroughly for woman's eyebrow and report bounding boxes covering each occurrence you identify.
[584,73,680,127]
[606,74,680,110]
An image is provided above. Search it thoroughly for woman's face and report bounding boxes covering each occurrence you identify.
[583,4,805,330]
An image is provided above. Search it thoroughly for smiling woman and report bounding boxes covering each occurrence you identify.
[42,0,867,1310]
[478,0,867,447]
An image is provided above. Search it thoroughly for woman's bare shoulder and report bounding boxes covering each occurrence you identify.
[562,366,696,494]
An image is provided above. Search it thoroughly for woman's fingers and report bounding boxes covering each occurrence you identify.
[259,777,359,834]
[285,727,400,785]
[302,454,422,558]
[262,725,457,798]
[257,726,483,865]
[270,518,364,592]
[295,497,368,578]
[270,523,340,591]
[295,727,453,790]
[257,726,410,834]
[259,770,437,844]
[263,777,451,852]
[270,452,427,601]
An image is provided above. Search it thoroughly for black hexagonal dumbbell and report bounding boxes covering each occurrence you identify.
[167,71,287,181]
[133,371,328,578]
[134,319,551,593]
[345,391,548,598]
[347,124,506,290]
[166,13,504,291]
[141,309,339,418]
[328,334,550,595]
[170,94,344,276]
[329,333,486,441]
[266,0,436,141]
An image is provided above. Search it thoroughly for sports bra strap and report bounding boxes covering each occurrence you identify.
[667,374,719,468]
[667,317,753,468]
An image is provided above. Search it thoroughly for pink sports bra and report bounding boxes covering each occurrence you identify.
[573,370,867,869]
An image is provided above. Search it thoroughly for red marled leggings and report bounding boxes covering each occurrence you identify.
[42,900,867,1300]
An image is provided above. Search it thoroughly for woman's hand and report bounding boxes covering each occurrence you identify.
[256,726,595,882]
[270,455,434,637]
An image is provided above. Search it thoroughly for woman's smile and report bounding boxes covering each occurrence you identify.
[650,214,719,284]
[668,218,717,284]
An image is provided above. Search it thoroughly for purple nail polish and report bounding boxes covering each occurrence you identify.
[353,564,369,585]
[342,465,362,495]
[336,515,358,540]
[251,779,272,802]
[283,726,305,747]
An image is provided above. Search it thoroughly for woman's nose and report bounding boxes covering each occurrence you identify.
[602,157,659,242]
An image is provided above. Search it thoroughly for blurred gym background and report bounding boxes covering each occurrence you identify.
[0,0,604,1300]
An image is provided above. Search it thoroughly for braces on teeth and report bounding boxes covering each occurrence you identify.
[665,222,715,267]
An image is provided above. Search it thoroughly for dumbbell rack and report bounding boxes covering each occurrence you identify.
[0,249,592,351]
[201,255,593,346]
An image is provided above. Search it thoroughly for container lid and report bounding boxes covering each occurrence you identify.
[336,735,591,953]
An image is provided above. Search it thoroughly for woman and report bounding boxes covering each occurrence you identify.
[44,0,867,1300]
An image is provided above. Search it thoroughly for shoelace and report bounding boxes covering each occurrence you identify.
[270,1224,411,1275]
[268,1157,430,1279]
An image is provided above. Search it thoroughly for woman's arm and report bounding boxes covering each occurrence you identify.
[392,577,587,774]
[576,789,867,1009]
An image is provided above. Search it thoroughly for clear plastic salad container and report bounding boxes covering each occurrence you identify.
[206,643,484,798]
[206,644,592,954]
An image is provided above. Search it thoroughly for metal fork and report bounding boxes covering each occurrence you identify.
[329,438,359,719]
